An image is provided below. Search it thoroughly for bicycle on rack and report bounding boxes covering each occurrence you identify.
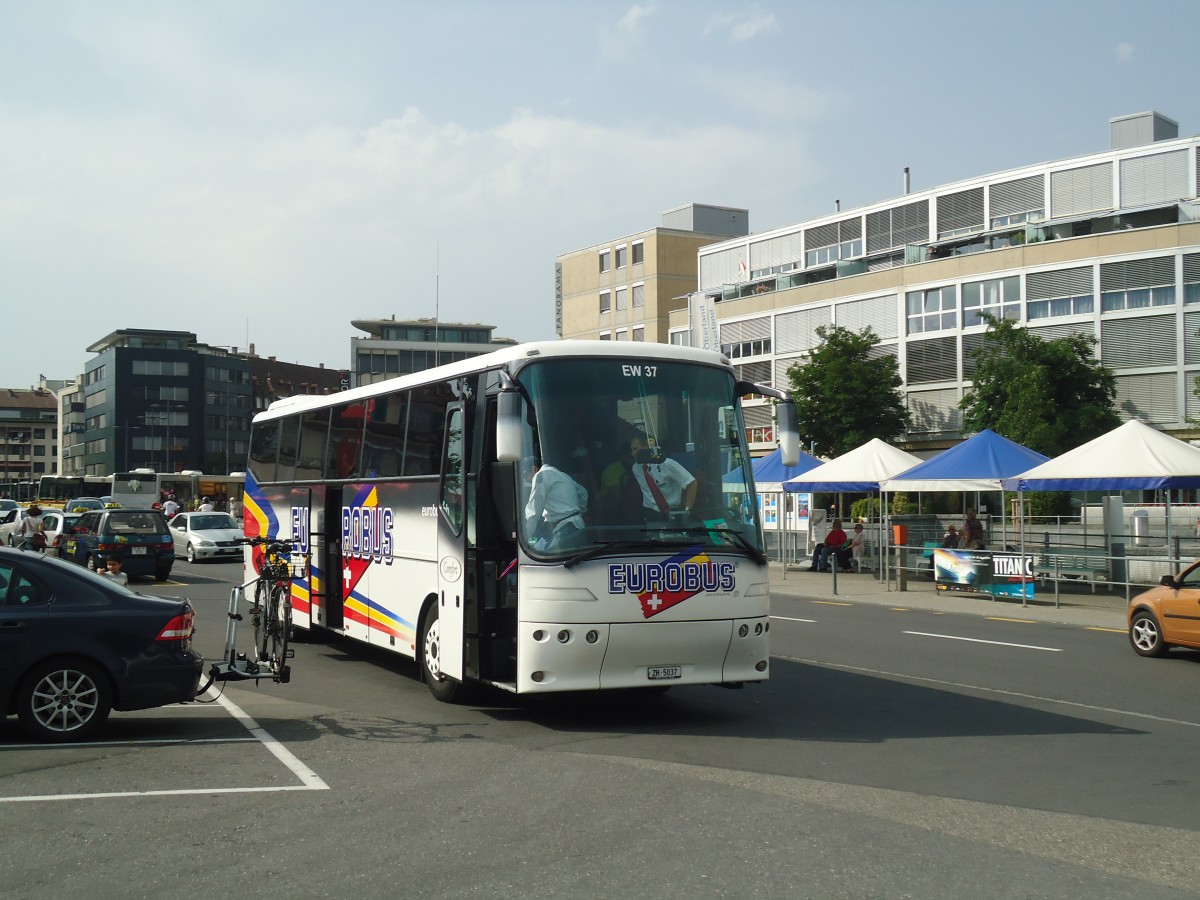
[205,536,309,688]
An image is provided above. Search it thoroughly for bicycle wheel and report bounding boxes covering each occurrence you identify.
[268,581,292,677]
[252,580,271,665]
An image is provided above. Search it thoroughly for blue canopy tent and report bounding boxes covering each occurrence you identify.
[724,446,824,490]
[725,447,824,563]
[880,429,1050,547]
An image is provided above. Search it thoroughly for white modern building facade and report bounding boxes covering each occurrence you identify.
[672,112,1200,452]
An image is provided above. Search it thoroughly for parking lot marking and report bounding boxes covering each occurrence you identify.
[0,694,328,804]
[214,693,329,790]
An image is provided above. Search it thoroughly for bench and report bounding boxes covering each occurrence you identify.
[1034,549,1109,592]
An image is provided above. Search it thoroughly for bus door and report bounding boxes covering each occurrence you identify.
[316,486,344,631]
[436,404,468,682]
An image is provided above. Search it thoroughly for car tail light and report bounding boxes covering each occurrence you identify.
[156,610,195,642]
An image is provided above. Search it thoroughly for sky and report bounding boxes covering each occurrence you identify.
[3,0,1199,389]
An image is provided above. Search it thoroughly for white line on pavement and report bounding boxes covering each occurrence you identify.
[903,630,1062,652]
[770,615,817,623]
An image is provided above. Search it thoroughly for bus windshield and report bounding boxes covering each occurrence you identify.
[514,357,762,560]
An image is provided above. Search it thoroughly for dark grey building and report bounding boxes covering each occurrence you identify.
[81,330,252,475]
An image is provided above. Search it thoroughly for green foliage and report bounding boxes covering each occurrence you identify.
[850,496,878,520]
[960,316,1119,456]
[786,325,910,457]
[1024,491,1073,517]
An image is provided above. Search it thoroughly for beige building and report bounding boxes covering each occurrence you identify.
[557,204,749,343]
[672,112,1200,453]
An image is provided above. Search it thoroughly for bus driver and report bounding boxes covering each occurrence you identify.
[630,437,696,517]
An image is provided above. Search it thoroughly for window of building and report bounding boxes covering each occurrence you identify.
[33,428,45,440]
[962,276,1020,326]
[615,245,627,268]
[600,332,611,341]
[599,250,611,273]
[1183,252,1200,305]
[616,287,627,310]
[632,242,644,265]
[906,285,957,334]
[632,326,644,342]
[615,329,627,341]
[632,283,645,308]
[1100,256,1175,313]
[1026,267,1094,321]
[722,339,772,359]
[599,291,611,314]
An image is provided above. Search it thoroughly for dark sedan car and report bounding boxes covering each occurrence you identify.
[0,547,202,741]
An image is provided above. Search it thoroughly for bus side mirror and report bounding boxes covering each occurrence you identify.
[496,390,523,463]
[777,400,799,468]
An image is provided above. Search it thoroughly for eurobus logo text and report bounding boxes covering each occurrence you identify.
[609,548,736,618]
[342,505,394,563]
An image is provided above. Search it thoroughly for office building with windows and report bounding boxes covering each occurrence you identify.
[557,203,750,344]
[352,318,516,387]
[670,112,1200,452]
[79,330,254,475]
[0,387,58,487]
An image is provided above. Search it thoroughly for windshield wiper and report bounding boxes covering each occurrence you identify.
[562,539,658,569]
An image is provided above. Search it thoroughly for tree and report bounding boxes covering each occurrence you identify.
[960,316,1118,457]
[786,325,909,457]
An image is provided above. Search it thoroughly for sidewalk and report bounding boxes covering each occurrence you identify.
[769,562,1129,630]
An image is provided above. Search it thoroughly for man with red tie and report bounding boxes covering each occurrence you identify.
[630,436,696,517]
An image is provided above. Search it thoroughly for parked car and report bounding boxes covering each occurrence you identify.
[0,547,201,741]
[63,498,106,513]
[168,511,244,563]
[60,509,175,582]
[0,499,19,515]
[47,513,82,557]
[0,508,79,553]
[0,507,25,546]
[1127,560,1200,656]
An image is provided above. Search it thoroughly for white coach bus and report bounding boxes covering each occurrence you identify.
[242,340,798,701]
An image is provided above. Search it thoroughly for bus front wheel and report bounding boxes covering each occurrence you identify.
[420,606,463,703]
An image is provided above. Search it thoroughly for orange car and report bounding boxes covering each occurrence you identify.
[1127,561,1200,656]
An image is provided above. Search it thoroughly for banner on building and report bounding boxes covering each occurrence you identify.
[688,292,720,353]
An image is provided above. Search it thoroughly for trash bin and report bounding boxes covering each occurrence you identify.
[1131,510,1149,547]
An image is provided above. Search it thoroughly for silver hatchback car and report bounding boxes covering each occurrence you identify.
[168,511,244,563]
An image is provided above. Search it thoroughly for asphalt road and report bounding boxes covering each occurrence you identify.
[2,559,1199,898]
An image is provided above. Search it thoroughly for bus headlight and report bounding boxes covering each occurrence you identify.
[585,630,598,644]
[557,630,570,644]
[738,624,749,638]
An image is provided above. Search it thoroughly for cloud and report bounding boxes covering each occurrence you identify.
[704,8,778,42]
[0,99,821,382]
[600,3,657,59]
[1114,41,1135,64]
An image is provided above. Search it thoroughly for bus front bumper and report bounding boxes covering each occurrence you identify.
[515,617,769,693]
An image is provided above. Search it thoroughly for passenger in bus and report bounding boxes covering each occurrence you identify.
[524,453,589,550]
[596,437,643,524]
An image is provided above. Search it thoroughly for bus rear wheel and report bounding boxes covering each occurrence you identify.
[420,607,463,703]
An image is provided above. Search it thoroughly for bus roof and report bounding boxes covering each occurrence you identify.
[255,340,733,424]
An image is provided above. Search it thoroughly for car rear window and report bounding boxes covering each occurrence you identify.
[102,512,168,536]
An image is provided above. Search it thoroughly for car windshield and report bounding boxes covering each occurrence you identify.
[191,514,237,531]
[511,357,762,561]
